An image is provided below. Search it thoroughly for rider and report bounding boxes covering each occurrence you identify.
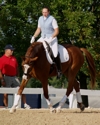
[30,6,62,79]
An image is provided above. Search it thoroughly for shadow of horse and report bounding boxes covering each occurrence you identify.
[10,42,96,113]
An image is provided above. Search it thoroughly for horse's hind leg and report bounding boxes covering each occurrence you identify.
[73,79,85,111]
[56,67,83,112]
[56,73,75,112]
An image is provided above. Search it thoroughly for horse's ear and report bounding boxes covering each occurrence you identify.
[21,56,25,61]
[30,57,38,62]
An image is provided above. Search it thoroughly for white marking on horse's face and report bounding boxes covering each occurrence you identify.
[24,64,30,74]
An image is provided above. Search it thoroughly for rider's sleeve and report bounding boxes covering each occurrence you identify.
[38,23,40,28]
[37,17,41,28]
[52,18,58,29]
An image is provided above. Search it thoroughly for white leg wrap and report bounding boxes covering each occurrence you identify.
[59,95,67,107]
[13,94,21,107]
[46,98,52,106]
[24,64,30,73]
[22,64,30,80]
[76,92,82,103]
[15,93,21,108]
[22,74,27,80]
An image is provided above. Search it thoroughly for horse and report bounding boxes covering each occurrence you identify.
[10,42,96,113]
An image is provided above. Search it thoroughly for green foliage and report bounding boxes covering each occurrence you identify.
[48,75,68,88]
[26,78,42,88]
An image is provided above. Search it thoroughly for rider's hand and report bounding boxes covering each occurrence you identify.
[30,36,35,44]
[48,37,53,43]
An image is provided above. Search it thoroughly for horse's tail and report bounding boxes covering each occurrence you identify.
[80,48,96,89]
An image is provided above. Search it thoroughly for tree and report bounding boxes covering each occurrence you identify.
[48,76,68,88]
[26,78,42,88]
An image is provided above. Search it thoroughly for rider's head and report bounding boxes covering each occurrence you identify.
[42,6,50,17]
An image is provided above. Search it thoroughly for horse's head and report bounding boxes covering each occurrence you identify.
[22,42,43,79]
[22,42,43,64]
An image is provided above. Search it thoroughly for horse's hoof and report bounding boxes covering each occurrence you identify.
[9,107,16,114]
[80,104,85,111]
[78,103,85,111]
[50,108,56,113]
[56,107,62,113]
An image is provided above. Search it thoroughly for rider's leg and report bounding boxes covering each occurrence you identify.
[54,53,62,79]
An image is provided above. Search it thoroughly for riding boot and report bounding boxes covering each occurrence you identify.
[54,53,62,79]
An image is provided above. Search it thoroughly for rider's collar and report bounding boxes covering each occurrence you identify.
[43,14,50,20]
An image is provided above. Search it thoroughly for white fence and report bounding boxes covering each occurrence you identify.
[1,88,100,96]
[0,88,100,108]
[1,88,100,95]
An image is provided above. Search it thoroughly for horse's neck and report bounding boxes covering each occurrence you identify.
[33,42,45,59]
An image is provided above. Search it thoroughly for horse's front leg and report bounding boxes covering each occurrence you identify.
[10,79,28,113]
[42,81,55,113]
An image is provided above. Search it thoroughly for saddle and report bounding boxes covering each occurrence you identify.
[44,41,69,76]
[43,41,69,64]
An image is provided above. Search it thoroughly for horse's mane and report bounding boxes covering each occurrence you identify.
[31,42,43,49]
[26,42,43,56]
[32,42,42,45]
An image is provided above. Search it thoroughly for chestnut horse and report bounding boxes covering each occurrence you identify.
[10,42,96,113]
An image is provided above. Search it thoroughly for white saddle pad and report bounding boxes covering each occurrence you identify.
[58,44,69,63]
[44,44,69,64]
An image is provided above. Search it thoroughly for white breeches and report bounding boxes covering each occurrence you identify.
[37,37,58,57]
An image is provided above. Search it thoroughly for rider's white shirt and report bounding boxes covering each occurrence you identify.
[38,16,58,29]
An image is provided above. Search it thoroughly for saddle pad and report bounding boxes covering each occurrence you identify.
[58,44,69,63]
[44,43,69,64]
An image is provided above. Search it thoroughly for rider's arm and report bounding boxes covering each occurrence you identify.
[52,28,59,38]
[0,70,4,81]
[33,27,41,38]
[52,18,59,38]
[0,70,5,86]
[0,60,4,81]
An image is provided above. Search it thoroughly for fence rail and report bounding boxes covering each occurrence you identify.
[0,88,100,96]
[0,88,100,108]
